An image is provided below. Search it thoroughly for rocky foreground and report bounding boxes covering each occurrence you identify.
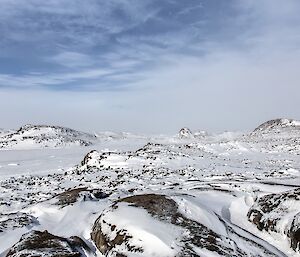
[1,119,300,256]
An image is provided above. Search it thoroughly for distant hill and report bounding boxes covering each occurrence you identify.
[242,118,300,154]
[253,118,300,133]
[0,124,97,149]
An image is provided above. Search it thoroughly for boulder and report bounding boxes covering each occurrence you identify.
[6,230,90,257]
[55,187,109,206]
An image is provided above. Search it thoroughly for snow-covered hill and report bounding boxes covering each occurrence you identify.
[1,119,300,256]
[253,118,300,134]
[0,124,98,149]
[243,118,300,154]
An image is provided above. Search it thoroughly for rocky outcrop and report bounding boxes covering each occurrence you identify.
[55,187,109,206]
[289,212,300,252]
[91,194,275,257]
[178,128,193,139]
[6,230,90,257]
[248,188,300,252]
[80,150,105,169]
[0,212,39,232]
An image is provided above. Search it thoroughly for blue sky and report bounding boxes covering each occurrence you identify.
[1,0,300,133]
[0,0,236,90]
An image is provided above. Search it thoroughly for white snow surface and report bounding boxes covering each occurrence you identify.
[1,122,300,256]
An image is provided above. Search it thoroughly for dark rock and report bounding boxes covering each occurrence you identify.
[288,213,300,252]
[91,190,109,199]
[6,230,90,257]
[248,187,300,252]
[55,187,109,206]
[56,187,89,206]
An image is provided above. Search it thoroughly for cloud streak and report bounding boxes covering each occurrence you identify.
[0,0,222,90]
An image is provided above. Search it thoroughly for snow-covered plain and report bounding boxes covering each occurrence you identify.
[1,119,300,256]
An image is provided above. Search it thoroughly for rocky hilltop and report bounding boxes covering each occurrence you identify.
[0,124,97,149]
[253,118,300,134]
[242,118,300,154]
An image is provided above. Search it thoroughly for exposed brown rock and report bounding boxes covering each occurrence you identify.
[6,230,90,257]
[55,187,109,206]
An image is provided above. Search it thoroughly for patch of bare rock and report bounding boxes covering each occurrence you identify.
[248,187,300,252]
[6,230,91,257]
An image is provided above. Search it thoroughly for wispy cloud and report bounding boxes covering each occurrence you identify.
[0,68,112,89]
[48,52,95,68]
[0,0,159,47]
[0,0,167,90]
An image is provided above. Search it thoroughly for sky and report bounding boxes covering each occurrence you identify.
[0,0,300,133]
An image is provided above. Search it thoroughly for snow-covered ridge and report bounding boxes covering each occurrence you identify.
[243,118,300,154]
[0,124,97,149]
[253,118,300,133]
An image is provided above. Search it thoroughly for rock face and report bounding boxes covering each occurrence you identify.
[0,124,97,149]
[248,188,300,252]
[178,128,193,139]
[91,194,276,257]
[6,230,90,257]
